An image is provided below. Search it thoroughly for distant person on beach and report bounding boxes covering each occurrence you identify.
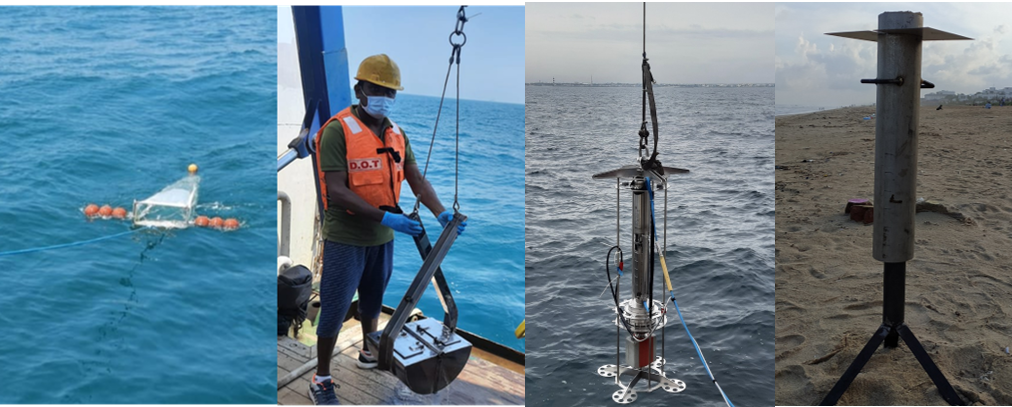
[307,54,468,405]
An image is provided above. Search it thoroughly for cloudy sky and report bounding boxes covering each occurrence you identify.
[526,3,774,84]
[278,6,524,105]
[776,3,1012,108]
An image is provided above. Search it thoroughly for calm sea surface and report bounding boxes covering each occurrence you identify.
[525,85,775,406]
[0,7,276,403]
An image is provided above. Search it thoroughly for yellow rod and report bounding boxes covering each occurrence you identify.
[657,244,674,293]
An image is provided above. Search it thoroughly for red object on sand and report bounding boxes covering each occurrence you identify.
[850,206,866,222]
[846,199,870,214]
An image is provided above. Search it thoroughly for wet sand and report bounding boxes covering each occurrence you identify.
[775,105,1012,405]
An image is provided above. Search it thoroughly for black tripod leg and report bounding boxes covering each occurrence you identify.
[819,326,890,406]
[898,325,966,406]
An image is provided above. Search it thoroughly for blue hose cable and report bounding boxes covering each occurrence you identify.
[0,228,148,257]
[646,175,734,407]
[670,295,736,407]
[645,177,658,242]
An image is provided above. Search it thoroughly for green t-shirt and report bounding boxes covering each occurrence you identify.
[317,105,416,246]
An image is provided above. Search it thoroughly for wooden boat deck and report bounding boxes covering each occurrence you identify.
[277,314,525,405]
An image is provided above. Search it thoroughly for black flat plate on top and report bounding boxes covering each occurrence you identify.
[593,165,642,180]
[592,165,689,180]
[827,27,972,42]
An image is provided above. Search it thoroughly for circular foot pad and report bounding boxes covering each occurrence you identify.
[612,388,638,404]
[597,364,617,378]
[661,378,686,393]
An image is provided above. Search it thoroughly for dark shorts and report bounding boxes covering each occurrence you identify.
[316,239,394,338]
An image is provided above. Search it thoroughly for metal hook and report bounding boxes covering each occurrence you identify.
[454,5,468,34]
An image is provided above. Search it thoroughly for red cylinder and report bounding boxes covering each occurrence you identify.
[638,336,655,368]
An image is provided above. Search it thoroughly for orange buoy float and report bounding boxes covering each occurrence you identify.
[210,217,224,228]
[84,204,99,217]
[194,215,210,227]
[98,205,113,217]
[223,218,239,230]
[111,207,127,219]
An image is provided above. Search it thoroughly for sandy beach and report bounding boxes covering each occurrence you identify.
[775,105,1012,405]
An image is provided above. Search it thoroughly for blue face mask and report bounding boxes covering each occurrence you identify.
[362,96,395,119]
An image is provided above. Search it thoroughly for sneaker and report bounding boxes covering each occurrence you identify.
[308,375,340,405]
[356,349,378,369]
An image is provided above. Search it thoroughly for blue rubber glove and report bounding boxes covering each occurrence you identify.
[437,210,467,236]
[381,212,422,236]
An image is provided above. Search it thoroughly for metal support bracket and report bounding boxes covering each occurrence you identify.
[820,264,965,406]
[819,323,965,406]
[859,77,935,88]
[861,76,904,86]
[407,212,459,332]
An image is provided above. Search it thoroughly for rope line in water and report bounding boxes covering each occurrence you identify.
[0,228,147,257]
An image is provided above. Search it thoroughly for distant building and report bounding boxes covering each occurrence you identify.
[922,86,1012,105]
[924,90,956,101]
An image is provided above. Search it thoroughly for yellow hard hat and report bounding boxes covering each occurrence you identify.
[354,54,404,91]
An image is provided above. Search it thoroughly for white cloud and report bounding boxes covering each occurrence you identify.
[776,4,1012,107]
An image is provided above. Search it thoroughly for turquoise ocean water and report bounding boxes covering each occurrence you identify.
[0,7,276,403]
[381,94,526,353]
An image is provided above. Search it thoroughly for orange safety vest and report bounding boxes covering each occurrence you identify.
[314,106,406,213]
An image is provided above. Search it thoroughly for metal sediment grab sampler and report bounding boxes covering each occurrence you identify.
[820,11,971,406]
[364,212,471,395]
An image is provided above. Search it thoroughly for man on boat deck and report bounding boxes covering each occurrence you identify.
[308,54,467,405]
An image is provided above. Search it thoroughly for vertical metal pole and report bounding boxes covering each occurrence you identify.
[873,12,923,263]
[278,191,292,258]
[663,185,667,255]
[662,181,667,366]
[617,289,621,384]
[615,176,623,382]
[821,13,971,406]
[874,11,922,350]
[616,178,622,384]
[882,262,906,348]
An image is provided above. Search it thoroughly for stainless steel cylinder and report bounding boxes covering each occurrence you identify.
[631,177,652,303]
[873,11,923,262]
